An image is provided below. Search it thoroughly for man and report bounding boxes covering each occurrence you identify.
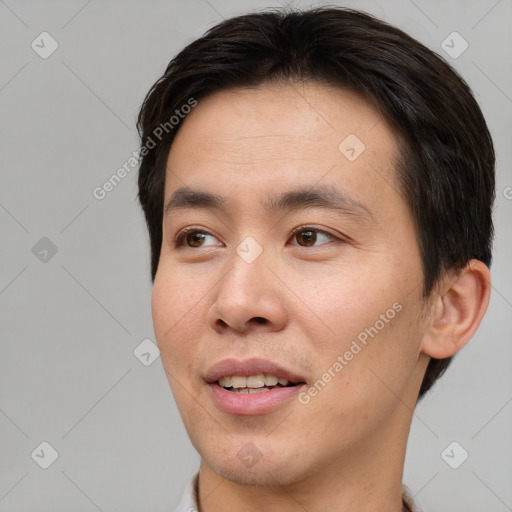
[136,6,494,511]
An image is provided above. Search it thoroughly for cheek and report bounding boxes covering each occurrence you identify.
[151,263,208,369]
[295,261,398,344]
[297,262,420,394]
[326,294,421,401]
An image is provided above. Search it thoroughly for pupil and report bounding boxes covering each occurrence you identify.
[188,232,205,247]
[298,230,316,246]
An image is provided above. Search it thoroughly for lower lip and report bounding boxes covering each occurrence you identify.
[207,383,305,416]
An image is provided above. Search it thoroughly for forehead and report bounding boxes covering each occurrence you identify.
[171,82,392,151]
[165,82,403,221]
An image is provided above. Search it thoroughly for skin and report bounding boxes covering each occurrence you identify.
[151,82,491,511]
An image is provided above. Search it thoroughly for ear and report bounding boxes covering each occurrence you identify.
[421,259,491,359]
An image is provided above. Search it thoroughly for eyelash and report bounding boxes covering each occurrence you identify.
[173,225,340,249]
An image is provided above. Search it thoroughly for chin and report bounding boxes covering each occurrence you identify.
[201,444,312,488]
[214,466,275,486]
[212,463,299,487]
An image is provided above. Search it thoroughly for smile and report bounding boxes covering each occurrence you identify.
[217,374,295,393]
[205,357,307,415]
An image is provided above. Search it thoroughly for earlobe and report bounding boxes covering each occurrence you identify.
[421,260,491,359]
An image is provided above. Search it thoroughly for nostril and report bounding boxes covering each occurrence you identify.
[215,317,267,331]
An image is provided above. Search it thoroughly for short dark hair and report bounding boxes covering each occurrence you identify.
[136,6,495,399]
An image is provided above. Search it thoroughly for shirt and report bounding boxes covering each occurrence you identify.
[173,472,425,512]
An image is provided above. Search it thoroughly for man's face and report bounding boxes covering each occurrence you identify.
[152,83,430,485]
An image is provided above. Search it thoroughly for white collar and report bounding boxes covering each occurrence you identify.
[173,472,425,512]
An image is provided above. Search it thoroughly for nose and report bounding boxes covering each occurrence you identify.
[206,247,288,335]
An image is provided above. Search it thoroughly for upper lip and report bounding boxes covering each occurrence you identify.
[205,357,306,384]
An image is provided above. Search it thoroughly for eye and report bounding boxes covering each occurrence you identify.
[288,226,337,247]
[174,226,338,249]
[174,227,220,249]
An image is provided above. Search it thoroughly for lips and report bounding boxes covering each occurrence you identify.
[204,357,306,385]
[204,357,307,415]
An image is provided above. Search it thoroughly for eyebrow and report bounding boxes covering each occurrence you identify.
[164,184,374,222]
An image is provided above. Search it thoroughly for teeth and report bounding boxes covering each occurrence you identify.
[226,387,272,394]
[247,374,265,388]
[264,375,278,386]
[231,376,247,389]
[248,387,269,393]
[218,376,231,387]
[216,374,292,389]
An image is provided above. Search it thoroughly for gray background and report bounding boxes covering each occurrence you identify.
[0,0,511,511]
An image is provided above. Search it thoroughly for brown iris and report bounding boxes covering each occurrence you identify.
[295,229,317,247]
[186,232,206,247]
